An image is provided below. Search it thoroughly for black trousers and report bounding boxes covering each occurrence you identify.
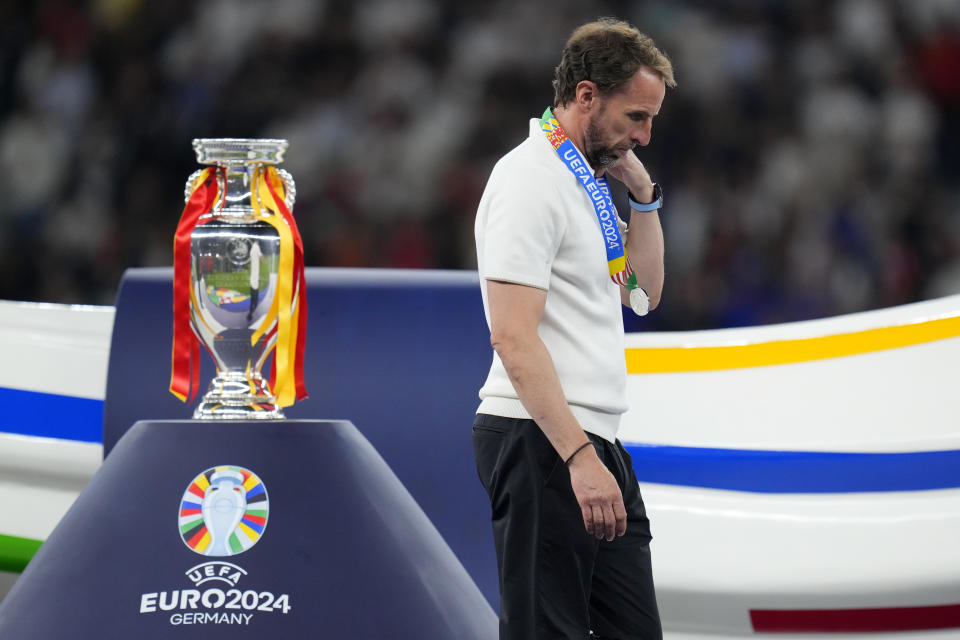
[473,414,662,640]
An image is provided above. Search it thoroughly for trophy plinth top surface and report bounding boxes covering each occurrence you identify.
[192,138,288,165]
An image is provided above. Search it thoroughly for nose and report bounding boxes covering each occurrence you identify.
[632,121,652,147]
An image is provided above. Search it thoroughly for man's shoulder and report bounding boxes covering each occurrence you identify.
[489,126,562,185]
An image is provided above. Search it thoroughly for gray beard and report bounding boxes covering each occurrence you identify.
[584,120,619,169]
[586,146,620,169]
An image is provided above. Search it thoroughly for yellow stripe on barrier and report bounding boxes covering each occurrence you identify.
[626,314,960,373]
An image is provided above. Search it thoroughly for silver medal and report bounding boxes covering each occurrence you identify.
[629,288,650,316]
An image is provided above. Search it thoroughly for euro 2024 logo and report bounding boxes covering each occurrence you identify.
[139,465,291,626]
[180,465,268,555]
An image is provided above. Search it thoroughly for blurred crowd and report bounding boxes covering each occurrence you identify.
[1,0,959,330]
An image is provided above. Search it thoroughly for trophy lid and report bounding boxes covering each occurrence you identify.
[192,138,288,165]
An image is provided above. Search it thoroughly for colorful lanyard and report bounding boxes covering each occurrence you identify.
[539,107,637,289]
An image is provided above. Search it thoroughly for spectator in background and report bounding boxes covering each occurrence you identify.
[0,0,957,333]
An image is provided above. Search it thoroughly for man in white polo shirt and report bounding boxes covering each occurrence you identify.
[473,18,675,640]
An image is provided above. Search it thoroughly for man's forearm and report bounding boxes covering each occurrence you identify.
[493,332,590,460]
[604,156,665,311]
[624,210,664,309]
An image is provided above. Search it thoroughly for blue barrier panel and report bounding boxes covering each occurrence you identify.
[0,420,496,638]
[0,387,102,443]
[624,443,960,493]
[102,267,499,608]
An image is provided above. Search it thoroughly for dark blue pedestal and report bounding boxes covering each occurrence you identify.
[101,267,499,608]
[0,420,496,638]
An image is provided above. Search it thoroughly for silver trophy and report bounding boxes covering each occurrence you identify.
[185,138,296,419]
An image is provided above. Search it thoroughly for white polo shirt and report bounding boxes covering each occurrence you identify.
[475,117,629,443]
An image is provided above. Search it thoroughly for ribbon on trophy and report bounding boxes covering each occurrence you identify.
[170,165,308,407]
[170,167,221,402]
[249,166,308,406]
[539,107,649,315]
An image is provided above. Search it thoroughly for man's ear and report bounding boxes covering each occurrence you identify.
[575,80,598,111]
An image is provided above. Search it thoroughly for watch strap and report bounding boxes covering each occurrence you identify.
[628,183,662,212]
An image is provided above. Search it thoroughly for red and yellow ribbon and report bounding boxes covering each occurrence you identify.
[170,165,307,407]
[170,167,220,402]
[250,166,308,406]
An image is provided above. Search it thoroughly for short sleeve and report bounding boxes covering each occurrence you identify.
[478,164,566,290]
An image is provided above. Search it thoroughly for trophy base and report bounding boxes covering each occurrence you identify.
[192,372,285,420]
[192,400,284,420]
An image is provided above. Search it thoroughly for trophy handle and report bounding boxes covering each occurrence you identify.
[183,165,294,208]
[183,169,205,203]
[277,169,296,211]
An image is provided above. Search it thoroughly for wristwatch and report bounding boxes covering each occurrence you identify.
[627,183,662,212]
